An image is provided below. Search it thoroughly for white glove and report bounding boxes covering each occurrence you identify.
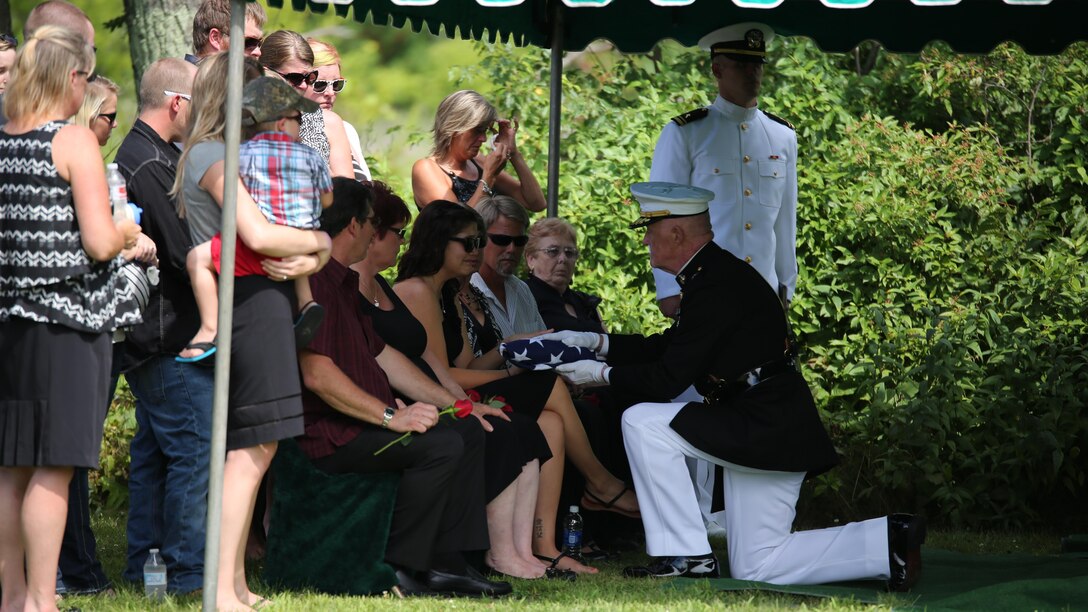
[535,330,608,356]
[555,360,610,387]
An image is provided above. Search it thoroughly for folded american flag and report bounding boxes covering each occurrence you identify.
[499,338,598,371]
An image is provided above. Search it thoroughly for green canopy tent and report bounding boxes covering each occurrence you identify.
[203,1,1085,609]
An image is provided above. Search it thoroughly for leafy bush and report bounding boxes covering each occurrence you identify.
[459,39,1088,528]
[92,377,138,511]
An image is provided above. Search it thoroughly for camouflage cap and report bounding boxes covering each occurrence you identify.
[242,76,319,126]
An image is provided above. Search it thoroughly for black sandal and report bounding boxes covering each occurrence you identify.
[582,485,641,519]
[294,301,325,348]
[533,553,577,581]
[581,539,612,562]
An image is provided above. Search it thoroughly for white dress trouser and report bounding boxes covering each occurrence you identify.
[622,401,892,584]
[671,386,729,534]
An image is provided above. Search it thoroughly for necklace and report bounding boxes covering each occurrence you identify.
[359,278,380,308]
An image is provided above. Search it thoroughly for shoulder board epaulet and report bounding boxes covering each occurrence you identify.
[670,108,709,127]
[762,110,794,131]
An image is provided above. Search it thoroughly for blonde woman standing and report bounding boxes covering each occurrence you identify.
[172,52,331,611]
[412,90,545,211]
[73,75,119,147]
[0,26,141,612]
[306,38,370,181]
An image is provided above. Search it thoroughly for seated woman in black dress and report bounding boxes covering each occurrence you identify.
[524,218,606,334]
[349,182,554,580]
[394,201,640,575]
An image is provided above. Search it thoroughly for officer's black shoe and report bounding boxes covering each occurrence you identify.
[887,513,926,592]
[623,554,720,578]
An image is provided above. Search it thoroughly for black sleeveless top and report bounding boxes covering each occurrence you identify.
[440,159,484,204]
[361,274,437,380]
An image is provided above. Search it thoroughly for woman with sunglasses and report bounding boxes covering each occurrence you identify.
[396,201,639,575]
[350,185,559,580]
[73,75,119,147]
[307,38,371,182]
[1,26,143,612]
[412,90,546,212]
[259,30,353,179]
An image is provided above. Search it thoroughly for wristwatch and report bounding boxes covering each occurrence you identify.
[381,406,396,429]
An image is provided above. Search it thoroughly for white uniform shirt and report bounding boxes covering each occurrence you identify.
[470,273,547,339]
[649,95,798,302]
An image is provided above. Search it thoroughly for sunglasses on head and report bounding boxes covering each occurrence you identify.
[312,78,346,94]
[267,66,318,88]
[487,233,528,248]
[449,234,487,253]
[96,111,117,124]
[244,36,262,51]
[1,33,16,48]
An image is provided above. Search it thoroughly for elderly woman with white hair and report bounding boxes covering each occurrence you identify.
[524,218,607,334]
[412,89,545,212]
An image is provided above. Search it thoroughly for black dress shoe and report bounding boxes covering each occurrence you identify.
[465,565,513,594]
[425,568,512,597]
[623,554,720,578]
[393,568,433,597]
[887,513,926,592]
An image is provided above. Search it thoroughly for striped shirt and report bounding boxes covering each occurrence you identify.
[0,121,141,333]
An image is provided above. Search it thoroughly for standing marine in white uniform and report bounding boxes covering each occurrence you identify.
[649,22,797,316]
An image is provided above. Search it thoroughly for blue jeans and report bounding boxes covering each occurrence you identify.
[123,356,213,594]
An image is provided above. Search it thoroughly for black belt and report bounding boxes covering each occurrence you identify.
[703,353,796,513]
[703,355,796,405]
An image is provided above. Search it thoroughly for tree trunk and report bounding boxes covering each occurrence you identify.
[123,0,201,86]
[1,0,11,40]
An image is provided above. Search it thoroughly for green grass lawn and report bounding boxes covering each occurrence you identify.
[64,509,1067,611]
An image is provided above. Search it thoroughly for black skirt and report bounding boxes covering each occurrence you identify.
[469,370,556,499]
[0,318,111,468]
[226,276,305,450]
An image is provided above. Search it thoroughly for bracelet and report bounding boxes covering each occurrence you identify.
[479,179,495,197]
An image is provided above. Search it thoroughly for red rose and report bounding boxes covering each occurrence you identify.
[466,389,482,402]
[453,399,474,419]
[501,404,513,414]
[491,395,506,404]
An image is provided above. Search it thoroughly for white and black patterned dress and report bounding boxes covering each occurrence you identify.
[0,121,141,467]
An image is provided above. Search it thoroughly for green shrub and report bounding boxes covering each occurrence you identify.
[458,38,1088,528]
[92,377,138,511]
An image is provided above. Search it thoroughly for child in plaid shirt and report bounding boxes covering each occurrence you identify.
[179,77,333,363]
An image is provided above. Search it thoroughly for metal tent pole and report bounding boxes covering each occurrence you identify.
[202,0,245,608]
[546,2,563,218]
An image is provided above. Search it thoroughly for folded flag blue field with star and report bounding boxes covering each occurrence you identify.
[499,338,597,371]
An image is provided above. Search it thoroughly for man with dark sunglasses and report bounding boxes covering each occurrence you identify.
[470,196,548,338]
[187,0,265,64]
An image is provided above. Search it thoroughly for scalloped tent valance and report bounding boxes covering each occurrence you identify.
[267,0,1081,55]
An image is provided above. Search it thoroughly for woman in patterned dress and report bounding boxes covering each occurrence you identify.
[0,26,142,611]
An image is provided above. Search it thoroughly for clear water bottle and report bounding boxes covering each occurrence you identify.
[106,163,128,223]
[561,505,583,557]
[143,548,167,600]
